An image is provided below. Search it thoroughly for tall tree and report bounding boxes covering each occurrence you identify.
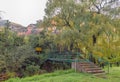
[43,0,120,64]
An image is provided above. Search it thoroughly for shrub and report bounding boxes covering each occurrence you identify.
[23,65,40,76]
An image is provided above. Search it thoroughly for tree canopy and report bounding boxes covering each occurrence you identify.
[41,0,120,63]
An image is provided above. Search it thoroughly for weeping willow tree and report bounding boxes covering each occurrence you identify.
[38,0,120,65]
[92,18,120,63]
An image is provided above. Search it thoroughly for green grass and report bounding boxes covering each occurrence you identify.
[5,67,120,82]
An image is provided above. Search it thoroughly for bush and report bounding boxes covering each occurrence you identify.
[6,72,17,78]
[23,65,40,76]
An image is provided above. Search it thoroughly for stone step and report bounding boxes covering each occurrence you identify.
[72,61,106,78]
[78,63,96,66]
[93,72,107,78]
[93,72,106,76]
[81,65,99,68]
[87,70,105,73]
[85,68,102,71]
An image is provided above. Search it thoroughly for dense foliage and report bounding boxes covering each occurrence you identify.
[0,0,120,81]
[41,0,120,64]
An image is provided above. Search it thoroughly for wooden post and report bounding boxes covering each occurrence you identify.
[108,62,110,74]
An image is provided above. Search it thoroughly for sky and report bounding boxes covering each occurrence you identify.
[0,0,47,26]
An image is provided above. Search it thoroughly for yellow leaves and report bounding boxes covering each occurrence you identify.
[80,22,85,27]
[51,20,57,25]
[113,28,116,32]
[0,27,4,31]
[89,22,94,26]
[93,12,96,18]
[93,51,104,57]
[24,36,29,44]
[58,19,63,24]
[92,12,102,18]
[69,21,74,27]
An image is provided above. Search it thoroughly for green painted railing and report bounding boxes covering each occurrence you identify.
[47,51,90,63]
[48,58,89,63]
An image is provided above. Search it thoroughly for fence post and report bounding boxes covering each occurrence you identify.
[107,62,110,74]
[75,58,77,72]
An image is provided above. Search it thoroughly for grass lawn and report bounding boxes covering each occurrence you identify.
[5,67,120,82]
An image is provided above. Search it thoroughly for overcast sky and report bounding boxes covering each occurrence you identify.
[0,0,47,26]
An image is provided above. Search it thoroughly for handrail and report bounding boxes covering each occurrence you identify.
[48,58,89,63]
